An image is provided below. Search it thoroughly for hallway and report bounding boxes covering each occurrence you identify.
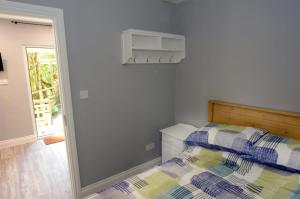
[0,141,72,199]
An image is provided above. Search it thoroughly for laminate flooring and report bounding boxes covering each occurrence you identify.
[0,140,72,199]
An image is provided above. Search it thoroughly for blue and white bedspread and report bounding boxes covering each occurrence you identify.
[95,146,300,199]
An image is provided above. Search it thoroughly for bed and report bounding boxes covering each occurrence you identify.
[95,100,300,199]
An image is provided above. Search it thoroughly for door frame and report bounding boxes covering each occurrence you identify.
[22,45,57,139]
[0,1,81,198]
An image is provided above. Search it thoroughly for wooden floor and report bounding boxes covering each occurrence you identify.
[0,140,72,199]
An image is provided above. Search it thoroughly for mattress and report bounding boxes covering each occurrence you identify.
[95,145,300,199]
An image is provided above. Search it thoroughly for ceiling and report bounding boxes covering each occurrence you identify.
[163,0,186,4]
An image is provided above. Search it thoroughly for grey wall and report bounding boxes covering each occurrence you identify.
[0,19,54,141]
[175,0,300,126]
[9,0,300,189]
[9,0,176,187]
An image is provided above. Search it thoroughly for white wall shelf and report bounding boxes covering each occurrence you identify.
[122,29,185,64]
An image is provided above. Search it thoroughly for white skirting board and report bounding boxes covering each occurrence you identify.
[83,194,99,199]
[81,157,162,199]
[0,135,36,150]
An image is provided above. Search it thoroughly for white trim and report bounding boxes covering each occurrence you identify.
[24,45,55,49]
[0,1,81,199]
[0,135,36,150]
[0,13,52,23]
[22,45,56,139]
[81,157,162,198]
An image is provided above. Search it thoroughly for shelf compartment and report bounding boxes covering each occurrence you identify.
[132,34,161,49]
[161,37,185,51]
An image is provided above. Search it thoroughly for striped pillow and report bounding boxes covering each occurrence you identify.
[185,123,266,155]
[246,133,300,172]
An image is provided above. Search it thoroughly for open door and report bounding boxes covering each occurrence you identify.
[25,47,64,139]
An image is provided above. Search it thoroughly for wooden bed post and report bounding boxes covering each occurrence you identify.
[208,101,214,123]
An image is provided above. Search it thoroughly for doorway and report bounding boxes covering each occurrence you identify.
[0,1,81,199]
[0,19,71,198]
[25,47,64,139]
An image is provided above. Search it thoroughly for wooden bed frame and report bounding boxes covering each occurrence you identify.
[208,100,300,139]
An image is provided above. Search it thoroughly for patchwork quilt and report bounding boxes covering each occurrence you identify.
[96,146,300,199]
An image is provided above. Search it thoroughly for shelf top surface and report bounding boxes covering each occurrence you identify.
[132,47,184,52]
[123,29,185,39]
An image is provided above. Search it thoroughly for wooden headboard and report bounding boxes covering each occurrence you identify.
[208,100,300,139]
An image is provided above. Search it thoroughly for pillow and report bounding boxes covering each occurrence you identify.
[185,123,266,154]
[245,133,300,172]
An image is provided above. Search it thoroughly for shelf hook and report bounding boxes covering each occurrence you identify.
[158,57,162,63]
[133,57,136,63]
[147,56,151,63]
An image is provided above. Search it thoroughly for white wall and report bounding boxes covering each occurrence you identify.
[0,19,54,141]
